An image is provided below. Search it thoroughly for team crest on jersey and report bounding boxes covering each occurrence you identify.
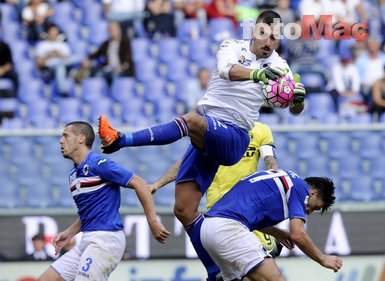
[238,55,252,66]
[82,164,89,176]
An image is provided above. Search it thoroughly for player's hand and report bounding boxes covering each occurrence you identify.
[149,220,171,244]
[51,232,72,255]
[250,66,288,84]
[148,182,161,194]
[320,255,343,272]
[293,73,306,105]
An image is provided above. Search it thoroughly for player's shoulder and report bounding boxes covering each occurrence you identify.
[251,122,273,138]
[220,38,249,49]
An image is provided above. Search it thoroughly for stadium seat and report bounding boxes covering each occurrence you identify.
[208,18,236,42]
[306,93,336,120]
[166,58,189,82]
[131,38,152,63]
[345,175,374,202]
[287,132,320,159]
[2,21,22,42]
[18,78,45,104]
[0,97,18,113]
[155,96,178,123]
[56,97,83,124]
[188,38,210,62]
[320,132,353,158]
[88,20,109,46]
[258,113,280,125]
[88,97,113,123]
[1,117,25,129]
[177,19,203,42]
[297,71,328,93]
[110,77,136,102]
[81,0,104,26]
[52,1,76,27]
[0,3,18,22]
[0,179,18,208]
[301,154,330,178]
[357,132,384,158]
[81,77,109,103]
[156,38,181,63]
[335,155,363,178]
[143,78,167,102]
[135,58,158,82]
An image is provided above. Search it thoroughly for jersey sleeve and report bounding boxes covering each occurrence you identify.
[287,182,308,222]
[254,123,275,159]
[216,39,241,80]
[92,157,134,187]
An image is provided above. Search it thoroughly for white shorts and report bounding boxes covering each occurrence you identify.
[52,230,126,281]
[201,217,269,281]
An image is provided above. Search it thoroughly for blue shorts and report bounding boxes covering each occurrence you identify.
[176,116,250,194]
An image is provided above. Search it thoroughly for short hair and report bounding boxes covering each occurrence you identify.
[256,10,282,25]
[304,177,336,214]
[65,121,95,148]
[32,233,45,241]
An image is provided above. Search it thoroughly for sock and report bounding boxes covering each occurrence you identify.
[185,214,220,281]
[118,117,188,147]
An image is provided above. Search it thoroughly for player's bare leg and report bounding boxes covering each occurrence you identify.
[174,181,202,225]
[246,258,284,281]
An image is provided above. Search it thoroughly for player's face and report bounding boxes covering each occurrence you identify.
[60,125,80,159]
[251,22,280,59]
[306,190,324,215]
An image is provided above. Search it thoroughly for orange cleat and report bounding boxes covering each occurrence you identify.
[98,115,119,148]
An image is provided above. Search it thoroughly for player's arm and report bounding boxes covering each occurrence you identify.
[149,159,182,194]
[259,144,278,170]
[51,218,81,255]
[128,175,171,244]
[259,226,294,250]
[216,40,285,83]
[290,218,342,272]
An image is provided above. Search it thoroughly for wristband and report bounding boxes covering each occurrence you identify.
[249,69,256,81]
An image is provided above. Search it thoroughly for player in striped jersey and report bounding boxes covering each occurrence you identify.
[38,121,170,281]
[201,170,342,281]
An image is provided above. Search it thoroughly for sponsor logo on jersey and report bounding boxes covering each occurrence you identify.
[82,164,89,175]
[238,55,252,66]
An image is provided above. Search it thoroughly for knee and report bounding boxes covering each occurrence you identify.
[182,112,205,129]
[174,201,198,226]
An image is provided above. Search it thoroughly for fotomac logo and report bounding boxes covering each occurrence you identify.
[241,15,369,42]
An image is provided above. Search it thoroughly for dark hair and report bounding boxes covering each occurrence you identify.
[32,233,45,241]
[65,121,95,148]
[304,177,336,214]
[256,10,282,25]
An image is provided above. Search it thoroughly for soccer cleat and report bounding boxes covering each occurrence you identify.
[98,115,121,153]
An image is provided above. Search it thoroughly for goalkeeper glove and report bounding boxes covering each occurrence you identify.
[250,66,287,84]
[293,73,306,105]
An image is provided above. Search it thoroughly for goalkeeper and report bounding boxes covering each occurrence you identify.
[98,10,305,281]
[150,122,284,258]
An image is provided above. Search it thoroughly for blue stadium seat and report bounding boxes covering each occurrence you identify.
[258,113,280,126]
[306,93,336,120]
[357,132,384,158]
[345,175,374,202]
[56,97,83,124]
[81,0,104,26]
[287,132,320,159]
[135,58,158,82]
[302,154,330,178]
[27,99,51,124]
[0,97,18,113]
[155,96,178,123]
[88,98,113,123]
[18,78,44,104]
[188,38,210,62]
[368,156,385,179]
[156,38,181,63]
[336,155,363,178]
[88,20,109,46]
[0,3,18,22]
[166,58,189,82]
[81,77,109,103]
[177,19,203,42]
[320,132,353,158]
[52,1,76,27]
[3,22,22,42]
[298,71,327,93]
[1,117,25,129]
[208,18,236,42]
[143,79,167,102]
[0,179,19,208]
[131,38,152,63]
[110,77,136,102]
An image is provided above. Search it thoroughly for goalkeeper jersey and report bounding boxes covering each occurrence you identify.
[206,122,275,210]
[197,39,292,131]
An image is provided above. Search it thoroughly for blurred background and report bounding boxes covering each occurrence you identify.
[0,0,385,280]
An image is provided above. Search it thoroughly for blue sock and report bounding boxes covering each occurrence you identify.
[185,214,220,281]
[117,117,188,148]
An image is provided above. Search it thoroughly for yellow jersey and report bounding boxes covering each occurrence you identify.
[206,122,274,209]
[206,122,282,257]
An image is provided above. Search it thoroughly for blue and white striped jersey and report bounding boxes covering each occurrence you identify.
[68,151,134,232]
[205,169,309,231]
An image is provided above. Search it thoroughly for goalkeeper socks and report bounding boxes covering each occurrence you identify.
[119,117,189,147]
[185,214,220,281]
